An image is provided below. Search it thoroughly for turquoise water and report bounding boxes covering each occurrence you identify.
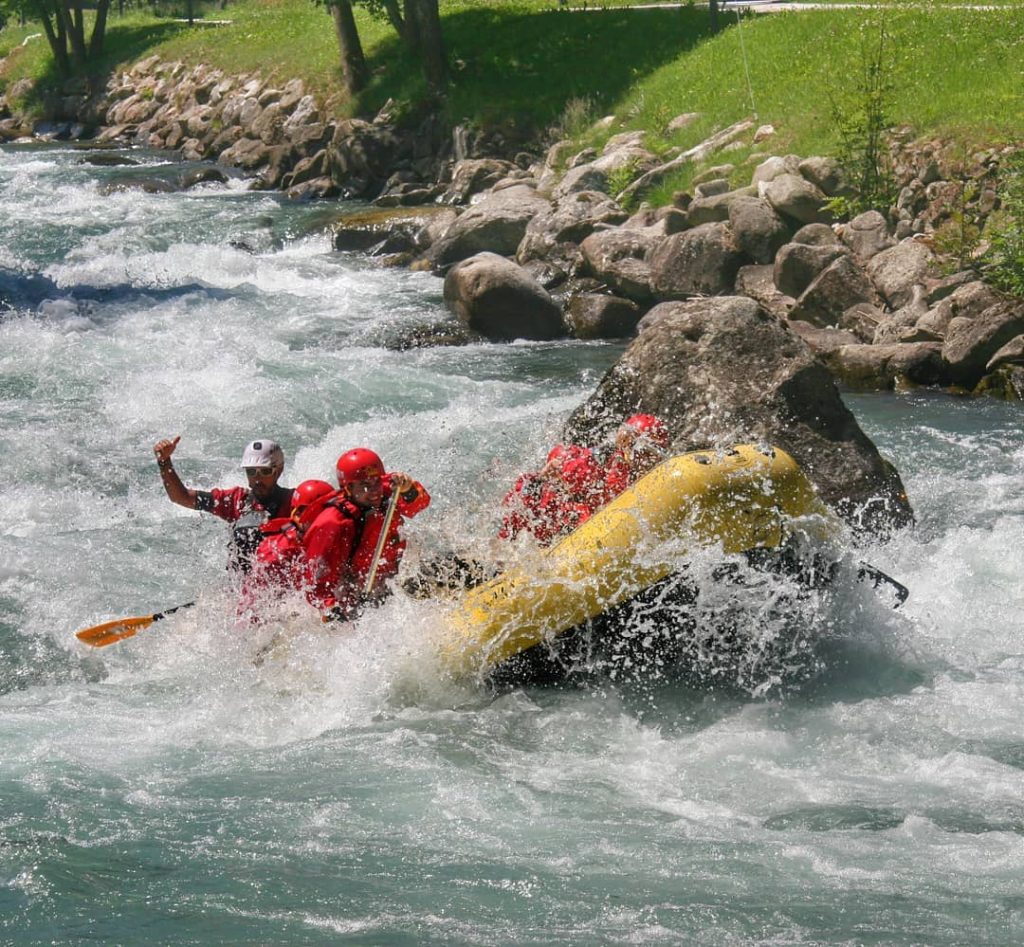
[2,143,1024,945]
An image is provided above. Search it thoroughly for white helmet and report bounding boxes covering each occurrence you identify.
[240,439,284,468]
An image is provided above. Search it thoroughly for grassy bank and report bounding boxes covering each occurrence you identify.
[2,0,1021,186]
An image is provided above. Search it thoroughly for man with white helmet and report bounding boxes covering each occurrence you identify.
[152,435,293,573]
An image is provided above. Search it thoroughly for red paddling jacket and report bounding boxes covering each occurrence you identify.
[302,474,430,615]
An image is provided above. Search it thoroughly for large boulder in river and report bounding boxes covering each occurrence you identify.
[564,295,913,535]
[443,252,566,341]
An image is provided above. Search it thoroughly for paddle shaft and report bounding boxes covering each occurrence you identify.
[363,488,401,596]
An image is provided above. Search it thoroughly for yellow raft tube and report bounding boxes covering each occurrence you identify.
[436,444,836,680]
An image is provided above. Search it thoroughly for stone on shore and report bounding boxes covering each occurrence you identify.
[429,183,551,271]
[443,252,566,341]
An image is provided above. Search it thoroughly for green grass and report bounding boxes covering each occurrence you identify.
[2,0,1021,196]
[616,6,1024,185]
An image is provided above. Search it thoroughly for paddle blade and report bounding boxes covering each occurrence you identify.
[75,614,156,648]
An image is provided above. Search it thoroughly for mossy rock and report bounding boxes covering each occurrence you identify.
[973,364,1024,400]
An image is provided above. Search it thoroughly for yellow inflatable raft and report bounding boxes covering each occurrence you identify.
[437,444,835,680]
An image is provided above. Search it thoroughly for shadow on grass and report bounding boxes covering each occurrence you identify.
[356,6,718,132]
[13,20,187,116]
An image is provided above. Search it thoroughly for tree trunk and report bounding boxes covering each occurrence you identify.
[709,0,719,33]
[39,12,71,78]
[89,0,112,59]
[329,1,368,95]
[61,1,88,69]
[381,0,411,46]
[406,0,446,91]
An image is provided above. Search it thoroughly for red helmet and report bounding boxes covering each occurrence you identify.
[559,447,597,493]
[546,444,567,465]
[336,448,385,487]
[623,413,670,450]
[290,479,336,528]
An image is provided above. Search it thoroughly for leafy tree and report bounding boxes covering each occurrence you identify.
[3,0,112,77]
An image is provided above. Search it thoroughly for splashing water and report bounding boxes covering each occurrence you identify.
[2,142,1024,945]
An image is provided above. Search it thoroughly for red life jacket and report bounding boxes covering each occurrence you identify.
[300,477,429,613]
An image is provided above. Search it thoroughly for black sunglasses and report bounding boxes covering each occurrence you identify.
[244,466,276,477]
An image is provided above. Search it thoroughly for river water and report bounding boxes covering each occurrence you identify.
[2,142,1023,946]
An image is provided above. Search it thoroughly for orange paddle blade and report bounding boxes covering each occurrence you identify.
[75,614,156,647]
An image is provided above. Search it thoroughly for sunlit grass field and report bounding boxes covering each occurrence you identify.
[2,0,1021,194]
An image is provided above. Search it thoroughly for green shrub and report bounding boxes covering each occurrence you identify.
[981,151,1024,298]
[826,16,898,218]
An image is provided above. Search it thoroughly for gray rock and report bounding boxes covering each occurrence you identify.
[579,228,662,302]
[825,342,948,390]
[872,285,930,344]
[943,299,1024,386]
[727,196,791,265]
[986,334,1024,372]
[649,222,746,300]
[517,190,627,264]
[734,264,794,320]
[866,239,938,308]
[332,205,454,253]
[251,101,286,145]
[327,118,408,198]
[839,303,886,343]
[282,95,321,134]
[839,210,895,262]
[789,254,878,327]
[797,156,852,197]
[791,223,839,246]
[443,252,566,341]
[787,321,860,357]
[442,158,517,205]
[924,270,977,306]
[429,184,551,270]
[694,178,731,199]
[553,163,609,200]
[916,281,1001,338]
[773,242,848,299]
[761,173,830,225]
[564,294,913,534]
[751,154,802,186]
[566,293,642,340]
[686,185,758,227]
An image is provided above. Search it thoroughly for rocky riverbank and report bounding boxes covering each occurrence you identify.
[3,55,1021,535]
